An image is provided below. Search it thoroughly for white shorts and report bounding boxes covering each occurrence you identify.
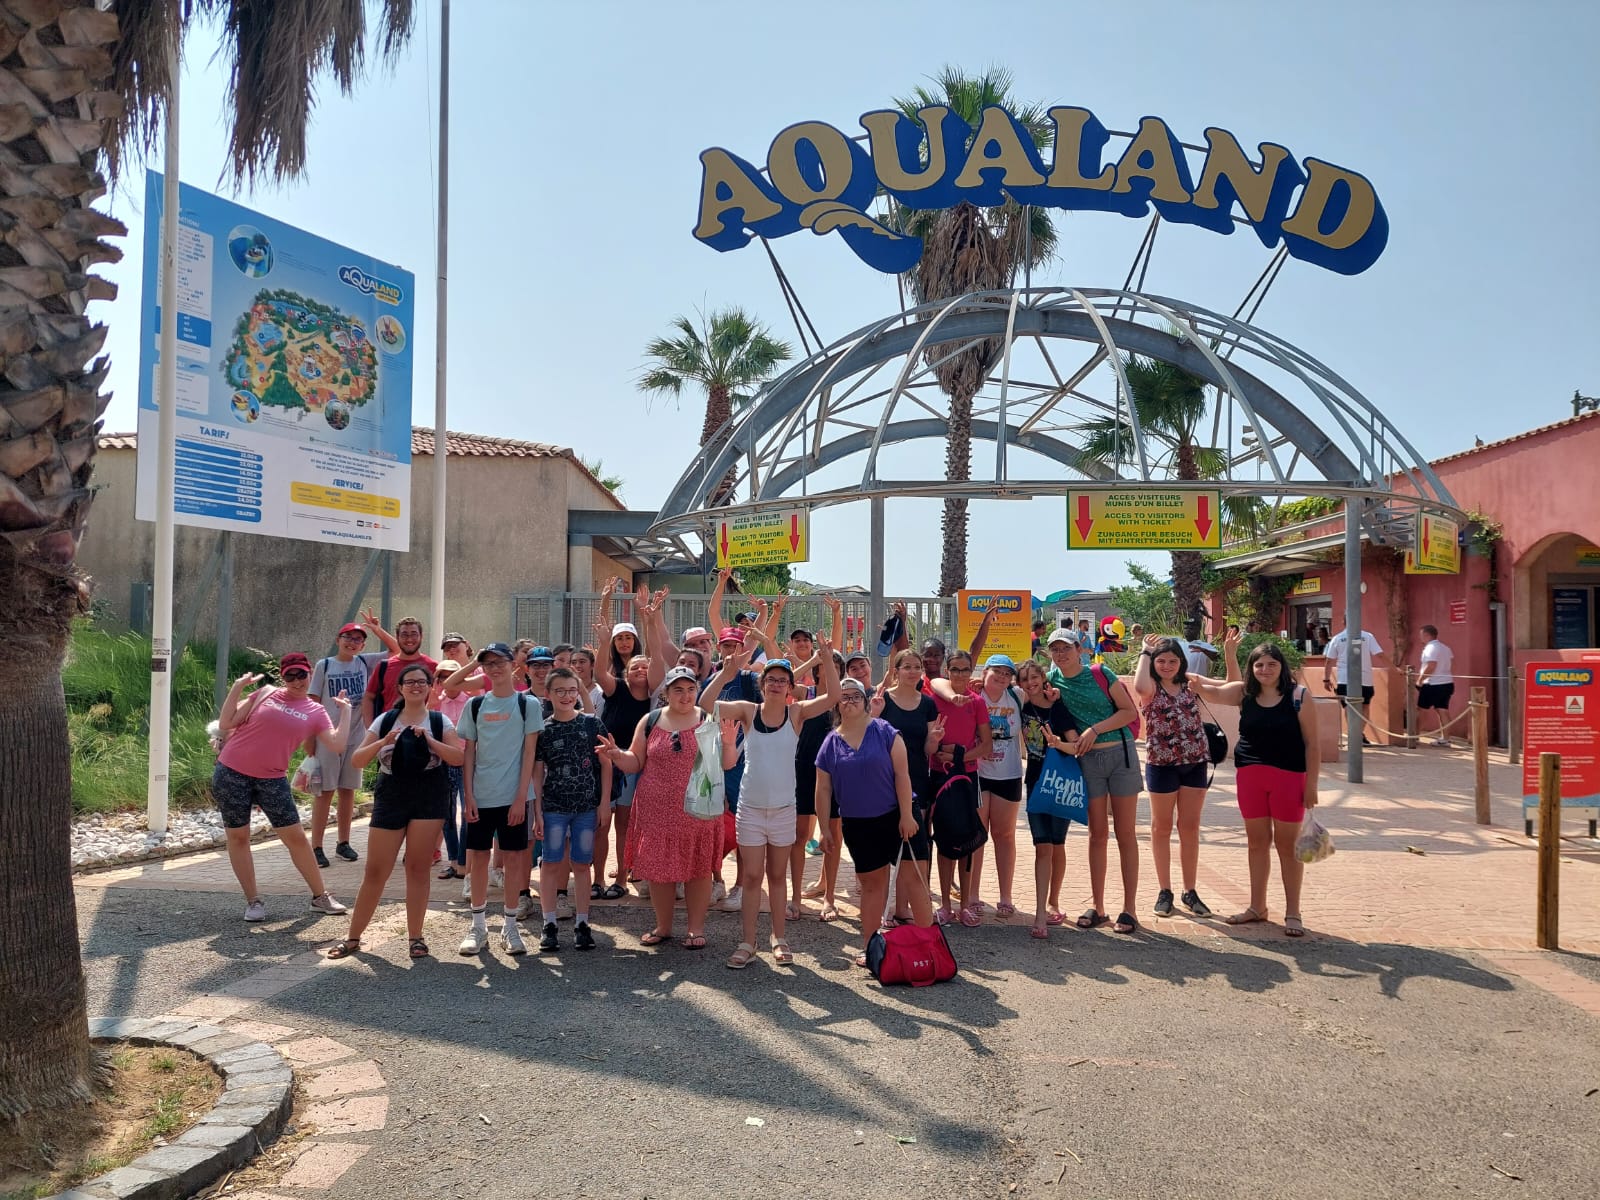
[735,802,797,848]
[313,739,363,792]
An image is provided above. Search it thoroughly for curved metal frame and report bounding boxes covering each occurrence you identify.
[649,287,1459,540]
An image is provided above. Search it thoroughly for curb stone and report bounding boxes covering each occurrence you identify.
[48,1017,294,1200]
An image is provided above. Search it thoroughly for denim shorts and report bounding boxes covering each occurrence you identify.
[1027,811,1071,846]
[212,763,300,830]
[542,810,598,866]
[1144,761,1210,793]
[614,772,639,809]
[1079,740,1142,801]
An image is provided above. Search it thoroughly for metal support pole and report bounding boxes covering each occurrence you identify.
[1344,506,1363,783]
[1471,686,1490,825]
[1508,675,1523,766]
[429,0,450,642]
[1404,666,1418,749]
[869,497,885,671]
[381,551,394,630]
[1536,752,1560,949]
[338,547,387,634]
[213,533,234,712]
[146,18,181,835]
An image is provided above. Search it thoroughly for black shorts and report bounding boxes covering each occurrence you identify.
[840,809,904,875]
[1333,683,1375,704]
[904,799,932,862]
[1144,761,1210,793]
[795,765,817,816]
[371,769,451,830]
[463,802,530,853]
[979,775,1023,803]
[1027,811,1070,846]
[1417,682,1455,710]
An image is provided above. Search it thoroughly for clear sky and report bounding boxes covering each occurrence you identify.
[95,0,1600,599]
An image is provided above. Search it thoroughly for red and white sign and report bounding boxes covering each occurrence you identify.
[1449,599,1468,625]
[1522,660,1600,803]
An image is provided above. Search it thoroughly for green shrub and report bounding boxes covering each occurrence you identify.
[1213,632,1307,678]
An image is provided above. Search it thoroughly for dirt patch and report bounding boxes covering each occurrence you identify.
[0,1044,222,1199]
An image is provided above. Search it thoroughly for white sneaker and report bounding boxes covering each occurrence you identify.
[675,882,685,900]
[635,880,650,899]
[1432,737,1451,747]
[710,880,727,903]
[721,885,744,912]
[489,867,505,890]
[243,898,267,922]
[555,893,575,922]
[500,923,527,956]
[461,876,473,901]
[309,892,347,915]
[514,894,537,921]
[458,925,488,955]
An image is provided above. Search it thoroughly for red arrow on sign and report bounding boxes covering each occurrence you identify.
[1073,496,1095,541]
[789,514,800,552]
[1194,495,1213,541]
[1422,517,1430,557]
[720,522,729,560]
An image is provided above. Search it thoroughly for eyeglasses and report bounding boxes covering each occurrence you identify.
[838,693,866,707]
[281,669,310,681]
[338,632,364,640]
[551,687,581,698]
[401,678,431,688]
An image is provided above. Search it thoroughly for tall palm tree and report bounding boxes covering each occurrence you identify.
[0,0,414,1119]
[638,307,792,506]
[889,67,1058,597]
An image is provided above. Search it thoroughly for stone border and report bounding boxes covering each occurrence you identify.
[73,800,374,876]
[47,1017,295,1200]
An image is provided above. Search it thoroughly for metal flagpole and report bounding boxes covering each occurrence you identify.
[147,14,181,835]
[429,0,450,640]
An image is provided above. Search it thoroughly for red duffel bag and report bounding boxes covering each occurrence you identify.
[865,844,958,986]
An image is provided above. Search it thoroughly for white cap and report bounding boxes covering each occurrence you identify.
[611,622,638,639]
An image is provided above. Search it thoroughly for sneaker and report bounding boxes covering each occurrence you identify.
[675,882,685,900]
[574,921,596,951]
[710,880,727,903]
[539,921,559,952]
[1432,737,1451,747]
[489,867,505,890]
[313,846,329,869]
[514,894,537,922]
[461,876,473,901]
[336,841,359,863]
[805,838,821,857]
[635,879,651,899]
[310,892,347,915]
[934,906,953,927]
[500,923,527,955]
[459,925,488,955]
[721,885,744,912]
[555,893,576,922]
[243,898,268,923]
[1153,889,1175,917]
[1181,889,1213,918]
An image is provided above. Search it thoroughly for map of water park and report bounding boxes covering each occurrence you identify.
[221,289,379,423]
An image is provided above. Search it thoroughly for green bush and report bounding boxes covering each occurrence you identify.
[1213,632,1307,678]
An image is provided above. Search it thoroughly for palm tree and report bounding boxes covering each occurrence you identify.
[581,457,624,496]
[0,0,414,1119]
[888,67,1058,597]
[638,308,792,506]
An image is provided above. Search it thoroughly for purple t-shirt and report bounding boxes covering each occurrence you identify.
[814,718,899,819]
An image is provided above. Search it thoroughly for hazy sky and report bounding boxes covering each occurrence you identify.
[96,0,1600,598]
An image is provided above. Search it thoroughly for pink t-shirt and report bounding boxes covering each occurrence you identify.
[931,686,986,769]
[436,689,469,726]
[219,690,334,779]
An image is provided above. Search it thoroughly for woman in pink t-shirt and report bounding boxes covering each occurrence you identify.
[214,651,356,923]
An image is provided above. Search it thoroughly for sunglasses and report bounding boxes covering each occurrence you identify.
[670,731,683,754]
[281,669,310,681]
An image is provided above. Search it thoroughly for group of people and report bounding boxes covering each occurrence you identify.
[209,572,1336,971]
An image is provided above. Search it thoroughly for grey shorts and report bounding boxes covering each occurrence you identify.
[1079,740,1142,801]
[213,763,301,829]
[313,738,363,792]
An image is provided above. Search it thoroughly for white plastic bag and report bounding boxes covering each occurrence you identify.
[1295,812,1334,864]
[290,755,323,796]
[684,717,726,820]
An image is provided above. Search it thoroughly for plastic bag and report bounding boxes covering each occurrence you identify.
[290,755,323,796]
[1294,812,1334,864]
[683,717,726,820]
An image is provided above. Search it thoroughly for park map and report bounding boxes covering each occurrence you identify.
[221,289,379,428]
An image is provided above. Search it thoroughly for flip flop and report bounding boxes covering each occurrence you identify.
[681,933,707,949]
[639,930,670,946]
[785,902,803,921]
[1076,908,1108,929]
[1046,909,1066,926]
[1029,926,1048,940]
[853,952,869,968]
[1225,907,1268,925]
[995,901,1017,918]
[959,906,981,928]
[820,904,840,923]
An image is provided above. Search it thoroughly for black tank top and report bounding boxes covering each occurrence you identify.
[1235,689,1307,773]
[602,684,652,745]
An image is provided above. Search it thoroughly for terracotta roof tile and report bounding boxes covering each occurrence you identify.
[1432,409,1599,466]
[96,428,573,459]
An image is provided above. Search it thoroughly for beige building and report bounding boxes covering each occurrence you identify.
[79,429,667,654]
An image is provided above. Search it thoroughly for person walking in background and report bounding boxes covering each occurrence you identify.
[307,619,387,867]
[1323,618,1385,747]
[1415,624,1456,746]
[214,653,353,922]
[1133,635,1214,918]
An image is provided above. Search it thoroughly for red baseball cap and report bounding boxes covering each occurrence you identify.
[718,626,745,645]
[279,652,312,673]
[337,622,367,639]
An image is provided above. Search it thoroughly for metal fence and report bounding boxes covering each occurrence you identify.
[511,592,959,653]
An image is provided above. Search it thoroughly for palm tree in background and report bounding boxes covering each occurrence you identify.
[0,0,414,1119]
[638,308,792,506]
[888,66,1058,596]
[582,457,624,496]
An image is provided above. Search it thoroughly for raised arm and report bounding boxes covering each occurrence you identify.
[700,647,753,714]
[592,620,619,696]
[824,595,845,649]
[638,584,677,686]
[967,599,999,661]
[360,607,399,655]
[219,673,266,732]
[708,566,733,631]
[1222,627,1244,683]
[315,696,355,753]
[1132,634,1160,700]
[795,634,841,719]
[1188,672,1245,706]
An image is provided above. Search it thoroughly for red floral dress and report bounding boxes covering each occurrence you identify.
[625,715,723,883]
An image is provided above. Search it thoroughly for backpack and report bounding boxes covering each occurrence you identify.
[930,746,987,862]
[1089,664,1141,741]
[378,708,445,777]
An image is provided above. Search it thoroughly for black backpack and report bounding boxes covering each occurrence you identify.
[930,746,987,862]
[378,708,445,778]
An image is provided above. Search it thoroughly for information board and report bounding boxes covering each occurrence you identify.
[1552,589,1592,650]
[956,591,1033,663]
[714,507,809,569]
[1067,490,1221,550]
[136,172,415,550]
[1412,512,1460,574]
[1522,660,1600,805]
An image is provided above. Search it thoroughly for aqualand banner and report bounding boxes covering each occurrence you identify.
[135,172,415,552]
[956,591,1033,664]
[694,103,1386,277]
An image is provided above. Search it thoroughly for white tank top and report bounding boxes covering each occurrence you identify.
[740,706,801,809]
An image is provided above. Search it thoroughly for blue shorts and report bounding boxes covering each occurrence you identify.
[542,810,598,866]
[1027,810,1071,846]
[1144,761,1210,793]
[614,772,639,809]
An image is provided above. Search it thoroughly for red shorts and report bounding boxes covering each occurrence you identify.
[1235,764,1307,823]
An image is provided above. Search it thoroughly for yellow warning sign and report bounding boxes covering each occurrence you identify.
[1066,490,1222,550]
[1412,512,1460,574]
[715,508,810,569]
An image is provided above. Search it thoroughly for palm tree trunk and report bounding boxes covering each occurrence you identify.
[703,382,737,506]
[0,0,123,1115]
[939,383,975,596]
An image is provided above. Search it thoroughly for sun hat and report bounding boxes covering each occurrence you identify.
[436,658,461,673]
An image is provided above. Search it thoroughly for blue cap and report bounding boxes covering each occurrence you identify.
[876,611,904,657]
[984,653,1017,671]
[530,646,555,663]
[477,641,513,662]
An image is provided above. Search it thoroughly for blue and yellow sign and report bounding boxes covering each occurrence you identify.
[695,105,1387,276]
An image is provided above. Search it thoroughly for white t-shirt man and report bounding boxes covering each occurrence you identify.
[1178,639,1217,678]
[1325,628,1383,686]
[1419,637,1454,685]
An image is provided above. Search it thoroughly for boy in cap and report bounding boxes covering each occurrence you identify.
[308,617,390,866]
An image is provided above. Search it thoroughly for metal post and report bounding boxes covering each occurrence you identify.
[1471,686,1490,825]
[1508,674,1523,766]
[146,18,181,836]
[1344,505,1363,783]
[338,547,387,633]
[429,0,450,643]
[1536,752,1560,949]
[869,497,885,671]
[213,533,234,712]
[1404,665,1418,749]
[380,550,394,630]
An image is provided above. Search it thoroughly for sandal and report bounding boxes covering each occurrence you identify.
[1283,914,1306,937]
[326,938,362,960]
[934,906,953,926]
[785,901,803,921]
[1029,925,1048,940]
[853,952,869,969]
[681,933,707,949]
[819,904,839,923]
[1225,907,1268,925]
[601,883,626,901]
[1046,908,1066,926]
[959,906,981,928]
[590,884,605,901]
[770,939,794,965]
[1076,908,1109,929]
[437,865,461,880]
[726,941,758,969]
[408,938,430,959]
[802,881,827,899]
[995,901,1016,918]
[1113,912,1138,935]
[639,929,670,946]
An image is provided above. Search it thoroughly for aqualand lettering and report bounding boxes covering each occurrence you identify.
[694,104,1387,277]
[1535,669,1594,687]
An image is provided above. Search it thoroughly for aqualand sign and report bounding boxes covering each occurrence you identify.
[693,104,1387,277]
